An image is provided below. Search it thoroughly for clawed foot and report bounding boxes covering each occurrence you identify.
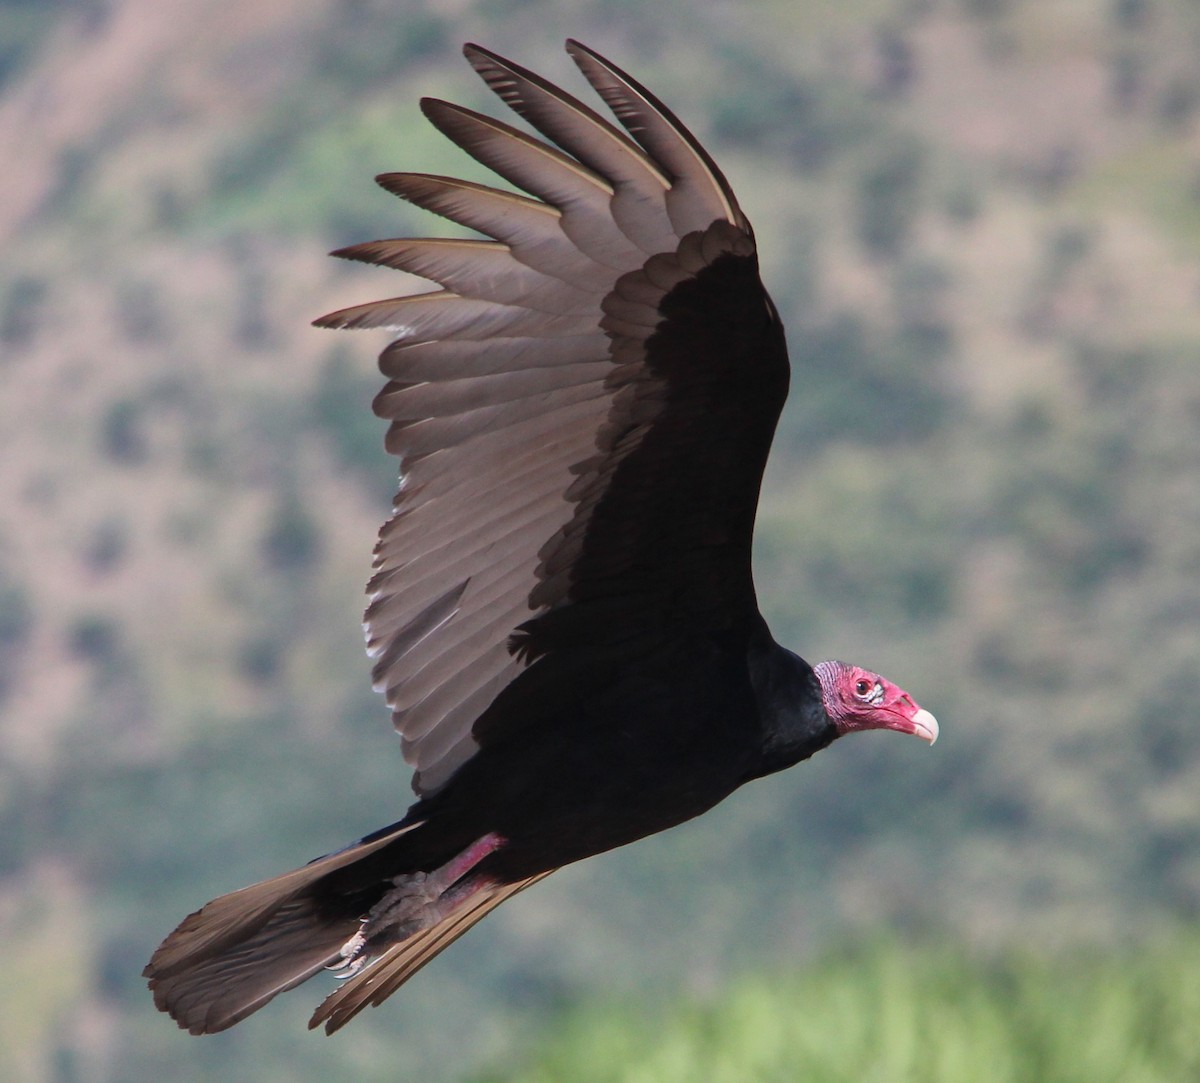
[365,871,441,927]
[327,930,369,979]
[325,834,505,981]
[326,873,443,979]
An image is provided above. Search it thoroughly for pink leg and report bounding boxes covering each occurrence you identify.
[429,832,505,895]
[329,832,506,976]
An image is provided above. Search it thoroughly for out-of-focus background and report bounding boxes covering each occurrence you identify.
[2,0,1198,1080]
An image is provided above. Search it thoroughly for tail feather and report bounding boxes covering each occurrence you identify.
[309,870,555,1034]
[145,821,420,1034]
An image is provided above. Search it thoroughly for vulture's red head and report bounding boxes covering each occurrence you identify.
[814,660,939,744]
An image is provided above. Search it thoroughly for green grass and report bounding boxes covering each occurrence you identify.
[1072,137,1200,257]
[467,932,1200,1083]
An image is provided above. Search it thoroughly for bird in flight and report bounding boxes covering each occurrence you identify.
[145,39,938,1036]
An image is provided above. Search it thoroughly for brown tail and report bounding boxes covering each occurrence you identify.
[145,821,421,1034]
[146,821,555,1035]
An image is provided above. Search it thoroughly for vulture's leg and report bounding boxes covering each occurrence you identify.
[329,832,505,976]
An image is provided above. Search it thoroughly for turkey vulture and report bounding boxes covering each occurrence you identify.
[145,40,938,1036]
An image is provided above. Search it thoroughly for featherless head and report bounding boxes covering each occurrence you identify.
[813,660,938,745]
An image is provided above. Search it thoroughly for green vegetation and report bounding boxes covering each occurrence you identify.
[856,139,925,258]
[312,346,397,492]
[0,274,48,349]
[0,0,68,90]
[471,933,1200,1083]
[0,575,32,706]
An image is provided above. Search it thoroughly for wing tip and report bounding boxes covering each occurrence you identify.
[329,242,375,264]
[462,41,493,63]
[561,38,746,231]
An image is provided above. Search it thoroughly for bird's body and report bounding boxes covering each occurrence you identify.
[145,40,937,1036]
[404,622,831,883]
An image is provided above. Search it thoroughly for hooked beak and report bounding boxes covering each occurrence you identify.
[879,700,939,745]
[908,708,939,745]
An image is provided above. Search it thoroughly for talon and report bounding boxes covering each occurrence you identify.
[321,836,507,990]
[327,930,368,978]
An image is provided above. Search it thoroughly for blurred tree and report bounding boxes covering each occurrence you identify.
[67,613,121,667]
[0,275,47,351]
[99,398,149,465]
[961,0,1014,18]
[82,517,129,577]
[712,58,872,173]
[236,634,284,687]
[261,490,323,573]
[224,240,276,350]
[1110,48,1146,112]
[115,278,170,344]
[313,346,394,493]
[0,0,62,89]
[99,398,149,466]
[1158,73,1199,129]
[856,140,924,259]
[874,25,916,99]
[777,310,953,456]
[312,0,450,91]
[0,577,32,706]
[1111,0,1153,30]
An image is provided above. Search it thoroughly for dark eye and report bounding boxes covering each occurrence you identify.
[854,678,872,697]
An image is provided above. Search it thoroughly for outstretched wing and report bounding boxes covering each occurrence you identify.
[319,41,790,795]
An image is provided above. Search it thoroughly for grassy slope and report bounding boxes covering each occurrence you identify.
[468,931,1200,1083]
[2,1,1200,1080]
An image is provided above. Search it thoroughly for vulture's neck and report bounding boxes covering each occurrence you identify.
[745,627,837,779]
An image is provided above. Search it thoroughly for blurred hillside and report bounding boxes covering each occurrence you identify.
[1,0,1199,1080]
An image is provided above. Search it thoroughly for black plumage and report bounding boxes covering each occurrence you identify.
[145,40,937,1036]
